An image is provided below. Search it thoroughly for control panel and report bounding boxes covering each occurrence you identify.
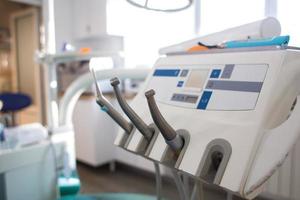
[146,64,268,111]
[92,48,300,199]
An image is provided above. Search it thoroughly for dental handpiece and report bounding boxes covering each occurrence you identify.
[110,77,154,141]
[145,89,184,152]
[91,69,133,134]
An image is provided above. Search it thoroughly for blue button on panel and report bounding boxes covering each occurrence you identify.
[197,91,212,110]
[177,81,184,87]
[210,69,221,78]
[153,69,180,77]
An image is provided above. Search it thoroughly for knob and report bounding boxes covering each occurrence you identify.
[145,89,183,151]
[110,77,154,140]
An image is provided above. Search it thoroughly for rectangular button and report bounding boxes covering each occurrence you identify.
[197,91,212,110]
[153,69,180,77]
[171,94,198,104]
[206,80,263,93]
[221,64,234,79]
[210,69,221,78]
[180,69,189,77]
[177,81,184,87]
[171,94,183,101]
[185,95,198,103]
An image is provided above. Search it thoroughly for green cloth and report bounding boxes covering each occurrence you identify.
[59,172,81,196]
[58,193,158,200]
[59,177,81,196]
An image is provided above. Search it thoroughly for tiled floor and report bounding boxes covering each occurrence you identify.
[77,162,272,200]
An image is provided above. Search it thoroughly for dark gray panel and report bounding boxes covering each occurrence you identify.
[221,64,235,79]
[171,94,199,103]
[206,80,263,93]
[180,69,189,77]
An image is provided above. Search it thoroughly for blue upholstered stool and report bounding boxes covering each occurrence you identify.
[0,92,32,126]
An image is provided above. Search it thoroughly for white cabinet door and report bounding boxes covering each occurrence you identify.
[73,97,117,166]
[72,0,107,39]
[72,0,88,39]
[87,0,107,36]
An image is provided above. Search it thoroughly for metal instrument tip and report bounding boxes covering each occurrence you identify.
[91,68,102,98]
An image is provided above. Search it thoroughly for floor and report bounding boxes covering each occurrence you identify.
[77,162,272,200]
[77,162,178,199]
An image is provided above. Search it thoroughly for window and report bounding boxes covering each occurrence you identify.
[107,0,298,69]
[200,0,265,35]
[107,0,195,68]
[277,0,300,46]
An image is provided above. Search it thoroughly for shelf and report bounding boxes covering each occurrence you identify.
[37,50,123,64]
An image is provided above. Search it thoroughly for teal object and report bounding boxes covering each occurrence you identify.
[101,106,109,112]
[59,177,81,196]
[58,193,158,200]
[224,35,290,48]
[59,172,81,196]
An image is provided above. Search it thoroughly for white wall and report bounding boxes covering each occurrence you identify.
[43,0,108,53]
[72,98,117,166]
[53,0,73,52]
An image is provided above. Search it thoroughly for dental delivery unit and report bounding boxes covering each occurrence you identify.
[91,18,300,199]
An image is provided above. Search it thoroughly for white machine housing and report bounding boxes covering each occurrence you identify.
[114,47,300,199]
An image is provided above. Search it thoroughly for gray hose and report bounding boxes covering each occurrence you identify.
[171,170,189,200]
[227,192,233,200]
[183,174,190,195]
[154,162,162,200]
[191,179,204,200]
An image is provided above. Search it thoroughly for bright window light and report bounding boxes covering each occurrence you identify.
[147,0,190,9]
[107,0,195,68]
[89,57,114,71]
[200,0,265,35]
[107,0,267,68]
[277,0,300,46]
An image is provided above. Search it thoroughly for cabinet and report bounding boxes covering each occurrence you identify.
[72,96,118,166]
[72,0,107,39]
[52,0,108,52]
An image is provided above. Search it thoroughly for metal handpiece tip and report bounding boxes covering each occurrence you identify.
[145,89,155,98]
[91,68,102,98]
[110,77,120,86]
